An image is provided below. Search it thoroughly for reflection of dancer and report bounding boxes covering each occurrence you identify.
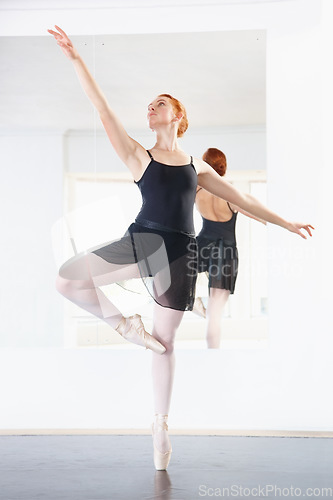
[194,148,266,348]
[48,26,313,470]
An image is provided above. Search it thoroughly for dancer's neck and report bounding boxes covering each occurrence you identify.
[153,130,179,152]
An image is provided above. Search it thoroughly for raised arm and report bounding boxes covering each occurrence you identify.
[196,159,314,239]
[47,26,147,178]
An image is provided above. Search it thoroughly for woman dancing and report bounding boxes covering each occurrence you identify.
[48,26,313,470]
[194,147,266,348]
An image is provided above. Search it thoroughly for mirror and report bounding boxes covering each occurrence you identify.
[0,30,266,349]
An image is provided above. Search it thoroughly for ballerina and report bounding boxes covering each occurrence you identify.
[48,25,314,470]
[194,147,266,348]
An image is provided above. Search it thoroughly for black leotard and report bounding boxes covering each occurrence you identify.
[134,150,197,236]
[199,212,237,245]
[90,150,198,311]
[197,206,238,293]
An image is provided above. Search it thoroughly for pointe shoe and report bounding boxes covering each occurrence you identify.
[192,297,206,318]
[116,314,166,354]
[152,414,172,471]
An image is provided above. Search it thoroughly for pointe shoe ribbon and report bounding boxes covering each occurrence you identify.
[152,414,172,471]
[116,314,166,354]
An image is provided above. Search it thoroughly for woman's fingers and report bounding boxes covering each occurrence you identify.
[48,30,60,38]
[48,26,70,44]
[301,224,314,237]
[48,26,74,54]
[48,29,63,42]
[54,25,68,38]
[295,223,315,239]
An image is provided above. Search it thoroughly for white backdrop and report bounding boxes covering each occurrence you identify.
[0,0,331,432]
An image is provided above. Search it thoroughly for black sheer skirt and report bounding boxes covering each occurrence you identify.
[92,220,198,311]
[196,234,238,294]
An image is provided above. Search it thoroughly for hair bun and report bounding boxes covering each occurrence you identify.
[202,148,227,176]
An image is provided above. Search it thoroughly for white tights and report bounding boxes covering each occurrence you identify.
[151,303,184,453]
[56,253,142,329]
[56,252,183,452]
[206,288,230,349]
[151,303,184,414]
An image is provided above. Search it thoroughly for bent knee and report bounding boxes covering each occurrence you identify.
[55,275,72,297]
[55,274,89,297]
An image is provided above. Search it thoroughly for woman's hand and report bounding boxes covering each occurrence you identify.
[47,25,79,60]
[286,222,315,239]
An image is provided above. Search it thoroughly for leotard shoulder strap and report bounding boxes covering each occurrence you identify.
[146,150,193,165]
[227,201,237,214]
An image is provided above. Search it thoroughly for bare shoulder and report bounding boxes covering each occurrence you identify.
[193,157,211,175]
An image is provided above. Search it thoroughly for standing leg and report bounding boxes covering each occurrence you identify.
[151,303,184,468]
[152,303,183,414]
[206,288,230,349]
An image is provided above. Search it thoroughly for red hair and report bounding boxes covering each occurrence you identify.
[202,148,227,177]
[158,94,188,138]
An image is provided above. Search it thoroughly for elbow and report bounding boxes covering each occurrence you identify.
[237,192,255,213]
[98,106,110,120]
[236,192,250,209]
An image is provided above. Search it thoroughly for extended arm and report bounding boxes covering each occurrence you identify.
[197,186,266,225]
[48,26,147,177]
[197,159,314,239]
[231,205,267,225]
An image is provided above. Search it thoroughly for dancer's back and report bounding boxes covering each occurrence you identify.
[196,188,236,222]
